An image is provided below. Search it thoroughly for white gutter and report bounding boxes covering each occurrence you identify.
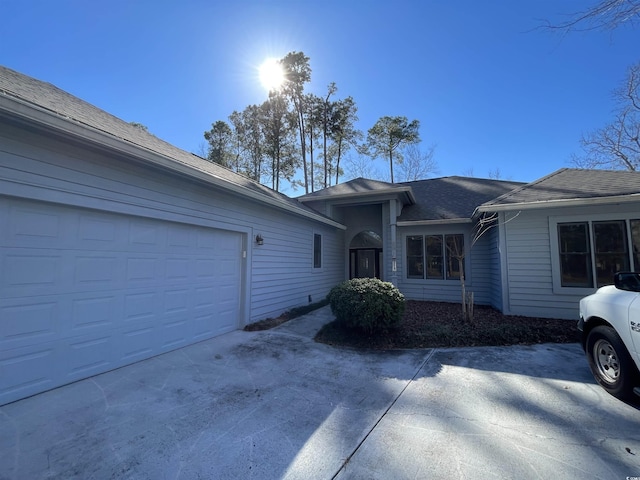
[0,94,346,230]
[396,218,472,227]
[475,193,640,214]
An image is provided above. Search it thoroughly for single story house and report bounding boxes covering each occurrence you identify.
[2,65,640,405]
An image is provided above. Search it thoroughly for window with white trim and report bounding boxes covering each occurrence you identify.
[406,234,464,280]
[557,219,634,288]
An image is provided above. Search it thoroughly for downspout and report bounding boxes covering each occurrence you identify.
[390,199,398,286]
[498,211,511,315]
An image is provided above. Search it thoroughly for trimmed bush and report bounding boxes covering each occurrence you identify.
[327,278,405,334]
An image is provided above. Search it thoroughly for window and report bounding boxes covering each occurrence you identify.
[445,234,464,279]
[406,235,424,278]
[406,234,464,280]
[632,220,640,270]
[557,219,636,288]
[425,236,443,279]
[558,223,592,287]
[593,221,628,287]
[313,233,322,268]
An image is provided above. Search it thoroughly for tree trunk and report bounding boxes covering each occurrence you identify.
[323,119,328,188]
[335,137,343,185]
[389,151,394,183]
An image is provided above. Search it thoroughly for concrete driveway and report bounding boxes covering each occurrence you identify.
[1,306,639,479]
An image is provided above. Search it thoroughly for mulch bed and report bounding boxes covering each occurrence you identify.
[314,300,580,350]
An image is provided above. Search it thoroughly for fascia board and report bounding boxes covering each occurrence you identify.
[476,194,640,213]
[299,187,415,205]
[0,94,346,230]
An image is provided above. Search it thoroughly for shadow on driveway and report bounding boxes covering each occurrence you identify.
[1,308,638,479]
[336,342,640,479]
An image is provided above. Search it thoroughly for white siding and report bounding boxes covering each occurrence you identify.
[502,203,640,319]
[0,121,344,325]
[502,210,557,317]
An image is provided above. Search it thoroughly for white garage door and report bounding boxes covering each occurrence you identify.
[0,197,243,405]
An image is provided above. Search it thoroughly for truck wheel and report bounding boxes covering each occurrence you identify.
[586,325,638,401]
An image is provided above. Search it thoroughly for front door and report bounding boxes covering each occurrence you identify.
[350,248,382,279]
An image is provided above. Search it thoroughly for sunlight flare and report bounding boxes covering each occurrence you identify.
[258,57,285,92]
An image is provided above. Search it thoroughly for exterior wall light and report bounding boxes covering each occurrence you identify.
[255,234,264,245]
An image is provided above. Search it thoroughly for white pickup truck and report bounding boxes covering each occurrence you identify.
[578,272,640,402]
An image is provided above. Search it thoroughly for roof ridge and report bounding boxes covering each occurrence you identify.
[481,168,568,206]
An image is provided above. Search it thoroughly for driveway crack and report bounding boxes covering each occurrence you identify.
[330,348,438,479]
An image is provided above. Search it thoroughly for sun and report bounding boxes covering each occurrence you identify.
[258,57,285,92]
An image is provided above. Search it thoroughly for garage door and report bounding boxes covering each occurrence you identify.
[0,197,243,405]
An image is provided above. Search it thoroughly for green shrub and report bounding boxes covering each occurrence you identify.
[327,278,405,334]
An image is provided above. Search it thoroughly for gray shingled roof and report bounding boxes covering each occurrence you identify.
[300,175,525,221]
[481,168,640,208]
[0,65,327,220]
[299,177,405,198]
[397,176,525,221]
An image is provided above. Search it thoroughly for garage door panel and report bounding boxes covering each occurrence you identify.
[164,288,189,314]
[119,324,157,363]
[77,214,119,246]
[0,299,59,351]
[0,197,244,406]
[194,313,216,339]
[75,255,121,285]
[63,334,116,381]
[7,203,66,248]
[3,253,59,288]
[167,225,193,250]
[129,221,161,247]
[165,258,190,281]
[0,345,57,401]
[124,291,160,323]
[125,256,159,283]
[71,295,117,332]
[195,259,217,280]
[159,318,191,351]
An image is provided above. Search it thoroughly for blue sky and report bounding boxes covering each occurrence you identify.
[1,1,637,193]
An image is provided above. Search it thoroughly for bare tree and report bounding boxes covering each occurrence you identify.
[447,212,520,322]
[194,141,209,159]
[487,168,503,179]
[396,144,438,182]
[345,153,383,181]
[572,61,640,171]
[541,0,640,33]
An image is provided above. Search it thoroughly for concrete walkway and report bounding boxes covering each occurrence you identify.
[1,306,639,479]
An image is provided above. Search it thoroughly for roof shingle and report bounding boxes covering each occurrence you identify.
[482,168,640,207]
[398,176,524,221]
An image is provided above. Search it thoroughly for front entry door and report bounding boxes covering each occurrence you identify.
[350,248,382,279]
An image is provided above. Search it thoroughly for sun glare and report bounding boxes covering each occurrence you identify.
[258,57,285,92]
